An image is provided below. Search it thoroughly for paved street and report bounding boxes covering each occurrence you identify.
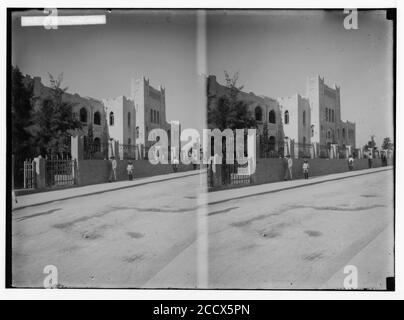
[12,168,394,289]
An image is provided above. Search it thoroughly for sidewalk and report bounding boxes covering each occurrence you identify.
[13,169,202,211]
[13,166,392,211]
[207,166,393,206]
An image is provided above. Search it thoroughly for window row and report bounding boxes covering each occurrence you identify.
[151,109,160,124]
[254,107,276,124]
[108,111,132,127]
[325,107,335,122]
[79,108,102,125]
[283,110,307,126]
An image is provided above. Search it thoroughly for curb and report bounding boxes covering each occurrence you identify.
[13,166,393,211]
[207,167,393,206]
[13,170,202,211]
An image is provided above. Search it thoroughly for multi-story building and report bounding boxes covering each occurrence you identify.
[102,95,137,157]
[26,75,109,155]
[208,74,356,157]
[306,75,356,149]
[207,75,285,153]
[277,94,311,146]
[131,76,171,155]
[23,74,172,159]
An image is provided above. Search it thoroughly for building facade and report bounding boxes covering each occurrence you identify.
[23,74,172,159]
[131,76,171,154]
[208,74,356,157]
[306,75,356,149]
[26,75,109,155]
[207,75,285,153]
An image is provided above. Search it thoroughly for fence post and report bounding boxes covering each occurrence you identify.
[283,138,289,157]
[34,155,46,189]
[313,142,319,158]
[346,145,351,159]
[290,139,297,159]
[330,144,338,159]
[71,135,84,161]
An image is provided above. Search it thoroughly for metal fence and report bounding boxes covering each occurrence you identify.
[118,144,140,160]
[259,141,285,158]
[207,162,251,189]
[23,159,36,189]
[45,155,76,187]
[294,142,312,159]
[318,144,330,158]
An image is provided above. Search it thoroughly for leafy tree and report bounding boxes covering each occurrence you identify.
[363,135,377,152]
[26,73,82,156]
[84,122,94,159]
[11,66,34,186]
[381,137,394,150]
[260,123,269,157]
[207,71,256,130]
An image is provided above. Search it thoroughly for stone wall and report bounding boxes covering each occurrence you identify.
[76,159,197,186]
[252,158,383,185]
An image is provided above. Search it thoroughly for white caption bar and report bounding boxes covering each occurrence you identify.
[21,15,106,27]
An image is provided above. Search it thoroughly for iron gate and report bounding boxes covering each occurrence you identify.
[208,162,251,189]
[45,157,76,187]
[23,159,36,189]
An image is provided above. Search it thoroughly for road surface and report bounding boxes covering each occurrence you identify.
[11,168,394,289]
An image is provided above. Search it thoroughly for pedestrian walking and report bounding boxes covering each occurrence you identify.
[302,160,309,179]
[348,155,354,171]
[127,160,134,180]
[109,156,117,182]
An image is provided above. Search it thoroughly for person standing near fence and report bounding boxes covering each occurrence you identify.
[283,155,293,180]
[302,160,309,179]
[348,155,354,171]
[368,151,373,168]
[127,160,134,180]
[109,156,117,182]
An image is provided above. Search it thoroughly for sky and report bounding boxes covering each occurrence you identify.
[207,10,394,147]
[12,9,394,147]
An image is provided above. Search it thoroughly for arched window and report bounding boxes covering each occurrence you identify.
[311,125,314,137]
[327,130,331,139]
[128,138,131,145]
[303,110,306,126]
[269,136,276,151]
[94,111,101,125]
[337,129,340,139]
[325,108,328,122]
[80,108,88,123]
[157,111,160,124]
[93,137,101,152]
[109,112,114,126]
[150,110,153,123]
[342,128,346,139]
[332,110,335,122]
[128,112,131,127]
[284,110,289,124]
[255,107,262,122]
[268,110,276,124]
[303,136,307,145]
[136,126,140,138]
